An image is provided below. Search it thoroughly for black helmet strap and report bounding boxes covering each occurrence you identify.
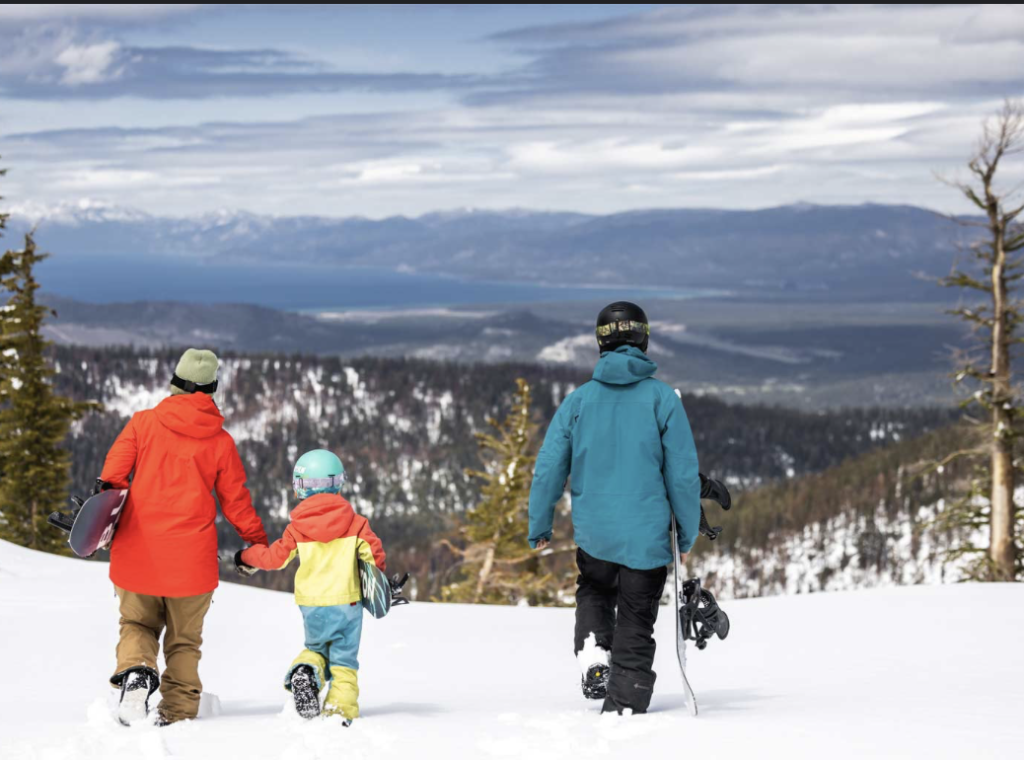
[170,374,218,395]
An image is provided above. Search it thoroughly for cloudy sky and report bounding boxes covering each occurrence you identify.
[1,4,1023,218]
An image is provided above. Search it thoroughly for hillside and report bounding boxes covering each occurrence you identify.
[1,538,1021,760]
[40,295,967,410]
[52,345,954,597]
[692,423,980,598]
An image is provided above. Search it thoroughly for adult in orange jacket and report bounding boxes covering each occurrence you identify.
[100,348,268,727]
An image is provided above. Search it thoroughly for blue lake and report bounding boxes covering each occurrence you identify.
[38,255,711,311]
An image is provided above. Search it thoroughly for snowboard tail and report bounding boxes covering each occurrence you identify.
[359,559,393,619]
[359,562,410,619]
[48,489,128,558]
[671,516,699,717]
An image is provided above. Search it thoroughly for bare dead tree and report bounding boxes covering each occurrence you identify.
[941,99,1024,581]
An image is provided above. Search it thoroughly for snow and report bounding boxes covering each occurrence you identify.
[576,633,609,676]
[536,334,594,364]
[694,497,993,599]
[1,538,1023,760]
[101,376,168,419]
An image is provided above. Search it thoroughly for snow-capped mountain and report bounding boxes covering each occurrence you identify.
[6,201,975,300]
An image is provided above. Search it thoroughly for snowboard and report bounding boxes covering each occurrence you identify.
[359,558,394,619]
[48,489,128,558]
[671,515,699,717]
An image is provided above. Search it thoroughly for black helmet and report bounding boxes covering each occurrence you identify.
[596,301,650,353]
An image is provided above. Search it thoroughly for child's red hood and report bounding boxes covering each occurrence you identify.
[288,493,357,543]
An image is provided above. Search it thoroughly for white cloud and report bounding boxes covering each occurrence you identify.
[357,162,425,183]
[3,5,1023,216]
[52,168,221,190]
[506,139,722,174]
[55,41,124,85]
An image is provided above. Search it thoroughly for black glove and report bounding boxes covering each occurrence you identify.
[233,549,258,578]
[92,478,114,496]
[699,473,732,510]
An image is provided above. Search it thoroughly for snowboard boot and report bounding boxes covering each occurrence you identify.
[116,666,160,726]
[582,663,610,700]
[290,665,322,720]
[602,670,656,715]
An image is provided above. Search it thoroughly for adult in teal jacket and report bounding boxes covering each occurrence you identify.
[528,301,701,715]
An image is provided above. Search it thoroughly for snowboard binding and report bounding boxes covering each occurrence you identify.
[47,494,85,535]
[680,578,730,650]
[698,474,732,541]
[698,509,722,541]
[390,572,411,606]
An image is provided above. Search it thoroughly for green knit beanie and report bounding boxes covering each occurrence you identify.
[171,348,219,395]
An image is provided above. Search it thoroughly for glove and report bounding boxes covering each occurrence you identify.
[92,478,114,496]
[699,474,732,510]
[233,549,258,578]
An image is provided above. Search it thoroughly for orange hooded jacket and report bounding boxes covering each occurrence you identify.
[242,493,385,607]
[100,393,268,597]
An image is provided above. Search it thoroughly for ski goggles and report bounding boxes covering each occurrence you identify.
[596,320,650,339]
[292,473,346,491]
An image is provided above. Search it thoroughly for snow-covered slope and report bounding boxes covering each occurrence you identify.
[1,539,1021,760]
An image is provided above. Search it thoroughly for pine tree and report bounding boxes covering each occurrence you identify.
[0,233,98,552]
[439,378,563,605]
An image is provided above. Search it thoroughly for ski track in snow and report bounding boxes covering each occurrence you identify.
[1,538,1022,760]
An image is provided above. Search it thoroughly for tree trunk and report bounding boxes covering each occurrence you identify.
[990,437,1016,580]
[474,543,496,603]
[989,217,1017,581]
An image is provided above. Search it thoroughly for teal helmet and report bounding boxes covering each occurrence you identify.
[292,449,346,500]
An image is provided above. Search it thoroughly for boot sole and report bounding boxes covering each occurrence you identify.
[290,670,321,720]
[582,665,609,700]
[117,688,150,726]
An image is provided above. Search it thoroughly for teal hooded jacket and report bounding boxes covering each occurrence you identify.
[528,345,701,569]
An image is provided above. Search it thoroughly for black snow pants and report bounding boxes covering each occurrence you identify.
[574,547,667,714]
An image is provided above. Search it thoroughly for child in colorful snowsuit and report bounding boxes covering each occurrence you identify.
[237,449,386,723]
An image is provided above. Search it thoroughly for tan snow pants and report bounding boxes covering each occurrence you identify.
[111,586,214,723]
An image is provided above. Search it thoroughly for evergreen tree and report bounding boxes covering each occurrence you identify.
[0,233,98,551]
[439,378,563,605]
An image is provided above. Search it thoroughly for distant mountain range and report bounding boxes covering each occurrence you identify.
[5,201,976,301]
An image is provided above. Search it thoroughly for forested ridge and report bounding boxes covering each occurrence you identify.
[51,345,955,598]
